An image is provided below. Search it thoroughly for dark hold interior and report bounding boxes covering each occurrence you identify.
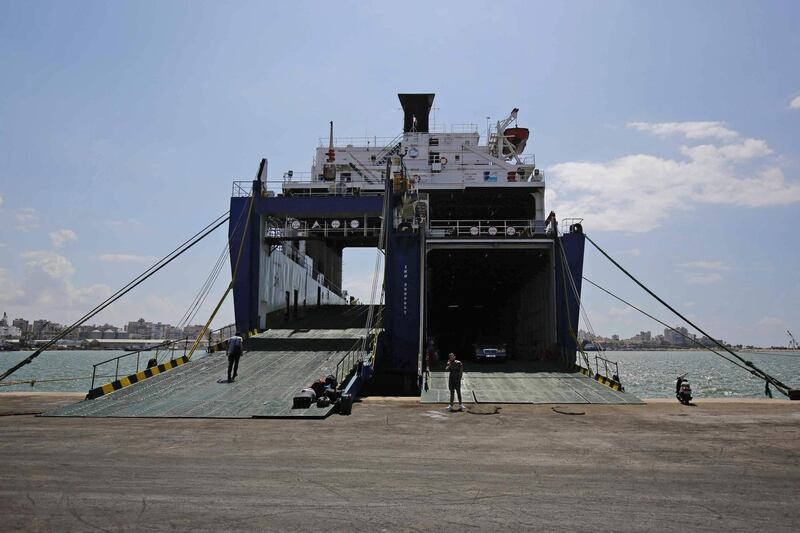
[427,189,537,220]
[425,248,554,364]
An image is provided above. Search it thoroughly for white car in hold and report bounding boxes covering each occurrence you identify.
[472,339,508,362]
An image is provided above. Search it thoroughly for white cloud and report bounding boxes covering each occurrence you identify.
[685,272,722,285]
[628,121,738,140]
[548,122,800,232]
[678,261,731,271]
[49,229,78,248]
[679,138,771,162]
[677,260,730,285]
[99,253,157,263]
[14,208,40,232]
[106,218,144,230]
[757,316,784,328]
[608,306,634,317]
[790,96,800,110]
[21,250,75,279]
[0,268,24,303]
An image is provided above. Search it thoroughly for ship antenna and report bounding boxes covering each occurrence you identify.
[326,121,335,162]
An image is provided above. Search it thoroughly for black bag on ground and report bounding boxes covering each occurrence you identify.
[292,388,316,409]
[338,393,353,415]
[316,396,331,408]
[324,386,339,402]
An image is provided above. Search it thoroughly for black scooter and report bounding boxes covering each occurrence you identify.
[676,374,692,405]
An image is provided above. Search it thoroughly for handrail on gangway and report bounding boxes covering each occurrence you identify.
[594,353,621,382]
[90,337,190,390]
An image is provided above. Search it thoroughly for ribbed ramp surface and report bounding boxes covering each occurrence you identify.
[45,350,344,418]
[421,371,641,404]
[46,305,378,419]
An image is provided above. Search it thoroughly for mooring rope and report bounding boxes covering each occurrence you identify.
[583,276,754,374]
[185,188,256,360]
[585,234,792,397]
[0,213,230,384]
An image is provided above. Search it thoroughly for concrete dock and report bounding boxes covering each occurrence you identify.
[1,393,798,532]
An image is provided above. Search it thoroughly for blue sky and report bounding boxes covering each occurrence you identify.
[0,0,798,346]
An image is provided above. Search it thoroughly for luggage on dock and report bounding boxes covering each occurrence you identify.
[317,396,331,408]
[311,379,326,397]
[324,386,339,402]
[338,393,353,415]
[293,388,316,409]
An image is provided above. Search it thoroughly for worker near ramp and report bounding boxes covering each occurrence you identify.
[446,352,465,412]
[227,332,244,383]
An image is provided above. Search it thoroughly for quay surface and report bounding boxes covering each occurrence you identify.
[1,393,798,532]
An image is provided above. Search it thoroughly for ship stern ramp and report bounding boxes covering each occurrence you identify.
[422,240,640,405]
[422,363,641,405]
[46,306,378,419]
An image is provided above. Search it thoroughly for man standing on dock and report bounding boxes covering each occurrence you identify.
[446,352,465,412]
[227,332,243,383]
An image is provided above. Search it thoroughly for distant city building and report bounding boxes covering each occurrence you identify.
[183,325,205,339]
[0,312,22,338]
[12,318,29,335]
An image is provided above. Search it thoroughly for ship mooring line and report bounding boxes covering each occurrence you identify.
[582,276,753,374]
[585,234,792,396]
[175,200,250,335]
[0,212,230,384]
[185,190,256,360]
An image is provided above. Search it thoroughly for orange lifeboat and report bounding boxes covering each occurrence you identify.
[503,127,529,155]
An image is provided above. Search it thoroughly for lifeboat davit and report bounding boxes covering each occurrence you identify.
[503,127,529,155]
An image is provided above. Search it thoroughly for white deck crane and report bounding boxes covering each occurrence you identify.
[788,330,799,350]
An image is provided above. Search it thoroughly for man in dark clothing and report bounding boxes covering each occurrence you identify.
[446,352,465,411]
[227,332,243,382]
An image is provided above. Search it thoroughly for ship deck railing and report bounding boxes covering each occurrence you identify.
[275,172,544,195]
[231,180,269,198]
[426,219,548,239]
[317,135,399,148]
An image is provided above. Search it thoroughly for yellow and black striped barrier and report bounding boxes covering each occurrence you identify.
[86,329,260,400]
[594,373,624,391]
[86,355,189,400]
[573,364,624,391]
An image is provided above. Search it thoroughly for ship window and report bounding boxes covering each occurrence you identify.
[455,155,460,161]
[429,138,439,146]
[370,155,376,162]
[428,151,440,165]
[341,172,352,182]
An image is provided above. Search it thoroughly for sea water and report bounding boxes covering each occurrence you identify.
[0,349,206,394]
[1,349,798,398]
[611,349,800,398]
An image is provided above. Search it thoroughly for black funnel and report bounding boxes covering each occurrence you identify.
[398,93,435,133]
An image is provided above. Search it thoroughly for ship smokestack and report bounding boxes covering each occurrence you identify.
[398,93,435,133]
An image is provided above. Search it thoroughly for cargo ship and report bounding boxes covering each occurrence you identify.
[228,93,587,393]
